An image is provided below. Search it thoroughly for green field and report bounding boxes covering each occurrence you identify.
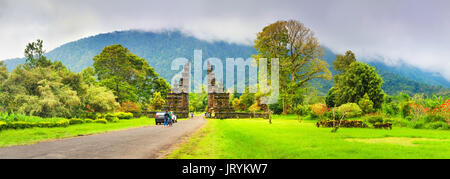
[0,117,156,148]
[167,115,450,159]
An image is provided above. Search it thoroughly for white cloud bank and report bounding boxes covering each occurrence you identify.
[0,0,449,80]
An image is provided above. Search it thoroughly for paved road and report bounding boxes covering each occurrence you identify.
[0,117,206,159]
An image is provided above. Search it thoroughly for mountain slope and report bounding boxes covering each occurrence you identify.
[2,30,448,95]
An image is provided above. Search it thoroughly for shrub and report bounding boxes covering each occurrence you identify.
[431,99,450,122]
[95,119,108,124]
[69,118,84,125]
[81,112,98,120]
[294,105,309,117]
[358,93,374,114]
[55,119,70,127]
[120,101,141,113]
[84,119,94,123]
[316,120,368,128]
[311,103,329,119]
[391,118,410,127]
[104,113,116,121]
[373,122,392,129]
[335,103,362,118]
[384,103,399,116]
[425,121,449,130]
[425,114,445,123]
[7,121,34,129]
[0,121,6,130]
[111,117,119,123]
[37,122,54,128]
[408,121,425,129]
[366,116,384,124]
[116,112,133,119]
[269,101,283,115]
[405,116,413,121]
[401,102,412,118]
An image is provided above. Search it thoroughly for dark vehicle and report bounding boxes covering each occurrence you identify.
[155,112,177,125]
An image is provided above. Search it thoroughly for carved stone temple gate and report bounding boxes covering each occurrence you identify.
[206,62,234,116]
[162,62,190,118]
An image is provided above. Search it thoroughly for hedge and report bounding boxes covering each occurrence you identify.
[95,119,108,124]
[373,122,392,129]
[316,120,368,128]
[115,112,133,119]
[69,118,84,125]
[0,119,70,130]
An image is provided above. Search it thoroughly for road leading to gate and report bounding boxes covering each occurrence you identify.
[0,116,207,159]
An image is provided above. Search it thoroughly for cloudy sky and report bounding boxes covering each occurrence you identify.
[0,0,449,80]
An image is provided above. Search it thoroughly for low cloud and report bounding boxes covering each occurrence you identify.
[0,0,449,81]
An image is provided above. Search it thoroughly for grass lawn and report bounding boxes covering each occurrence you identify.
[0,117,156,148]
[167,115,450,159]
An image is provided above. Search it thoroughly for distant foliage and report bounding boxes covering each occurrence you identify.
[150,92,165,111]
[120,101,141,113]
[358,94,374,114]
[83,85,119,114]
[335,103,363,118]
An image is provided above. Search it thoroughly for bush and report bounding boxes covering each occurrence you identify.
[405,116,413,121]
[95,119,108,124]
[80,112,98,120]
[366,116,384,124]
[384,103,399,116]
[425,114,445,123]
[69,118,84,125]
[104,113,116,121]
[425,121,449,130]
[36,122,54,128]
[111,117,119,123]
[120,101,141,113]
[311,103,329,119]
[316,120,368,128]
[294,105,309,117]
[3,119,70,130]
[408,121,425,129]
[0,121,6,130]
[358,93,374,114]
[373,122,392,129]
[116,112,133,119]
[84,119,94,123]
[402,102,412,118]
[391,118,410,127]
[269,101,283,115]
[7,121,34,129]
[335,103,362,118]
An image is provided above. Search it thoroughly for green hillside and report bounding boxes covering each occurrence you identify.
[2,30,448,95]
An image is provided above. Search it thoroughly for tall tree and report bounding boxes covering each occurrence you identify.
[93,44,170,104]
[334,62,385,109]
[333,50,356,73]
[254,20,331,114]
[24,39,52,69]
[150,91,165,111]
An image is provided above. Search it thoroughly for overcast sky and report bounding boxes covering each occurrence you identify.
[0,0,449,80]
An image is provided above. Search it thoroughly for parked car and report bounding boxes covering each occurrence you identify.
[155,112,177,125]
[155,112,166,125]
[172,114,177,123]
